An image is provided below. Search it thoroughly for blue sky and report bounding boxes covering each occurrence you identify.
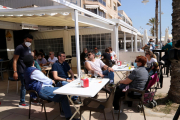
[118,0,172,37]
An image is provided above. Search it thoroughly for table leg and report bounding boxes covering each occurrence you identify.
[67,95,85,120]
[115,71,126,80]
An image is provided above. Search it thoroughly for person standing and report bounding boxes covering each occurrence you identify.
[13,34,33,107]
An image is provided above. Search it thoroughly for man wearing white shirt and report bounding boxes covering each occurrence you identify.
[48,52,58,64]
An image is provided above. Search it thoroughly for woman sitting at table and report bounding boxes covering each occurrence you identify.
[145,50,157,70]
[101,48,112,67]
[113,56,149,114]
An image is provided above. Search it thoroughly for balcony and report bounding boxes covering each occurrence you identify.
[86,0,106,6]
[117,0,121,6]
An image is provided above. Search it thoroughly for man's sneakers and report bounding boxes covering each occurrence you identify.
[73,100,82,104]
[18,103,29,107]
[114,110,122,114]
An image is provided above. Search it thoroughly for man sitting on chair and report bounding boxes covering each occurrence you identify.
[23,55,79,120]
[85,51,114,84]
[52,52,81,104]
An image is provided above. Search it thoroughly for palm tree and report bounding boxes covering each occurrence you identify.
[146,18,155,36]
[168,0,180,103]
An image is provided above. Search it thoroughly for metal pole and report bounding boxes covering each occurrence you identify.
[135,35,137,52]
[160,0,162,48]
[124,32,126,52]
[131,35,133,52]
[74,9,81,78]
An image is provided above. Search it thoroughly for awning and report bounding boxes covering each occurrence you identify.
[85,5,99,9]
[99,6,107,13]
[0,5,114,30]
[0,0,116,78]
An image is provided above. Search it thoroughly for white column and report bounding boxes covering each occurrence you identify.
[5,30,14,59]
[74,9,81,78]
[114,25,119,60]
[135,34,137,52]
[124,32,126,52]
[140,37,142,48]
[131,34,133,52]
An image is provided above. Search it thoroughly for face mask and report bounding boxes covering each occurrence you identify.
[25,42,31,47]
[134,62,138,68]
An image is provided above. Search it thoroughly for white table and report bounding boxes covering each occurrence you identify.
[53,78,109,120]
[112,65,135,80]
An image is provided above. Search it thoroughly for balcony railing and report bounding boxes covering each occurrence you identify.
[86,0,106,6]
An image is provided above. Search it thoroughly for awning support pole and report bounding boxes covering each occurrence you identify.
[114,24,119,60]
[124,32,126,52]
[131,35,133,52]
[74,9,81,78]
[135,34,137,52]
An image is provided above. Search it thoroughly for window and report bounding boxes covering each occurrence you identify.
[99,9,106,18]
[113,2,116,11]
[71,36,81,57]
[71,33,111,57]
[34,38,64,56]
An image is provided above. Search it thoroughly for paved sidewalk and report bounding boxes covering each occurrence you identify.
[0,70,175,120]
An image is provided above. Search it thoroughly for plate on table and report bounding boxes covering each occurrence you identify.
[117,66,124,69]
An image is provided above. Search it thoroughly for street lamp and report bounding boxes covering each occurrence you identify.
[141,0,149,5]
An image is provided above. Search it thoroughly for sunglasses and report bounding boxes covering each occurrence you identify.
[135,60,140,62]
[88,54,91,56]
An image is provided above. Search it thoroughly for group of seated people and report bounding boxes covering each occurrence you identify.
[80,47,117,67]
[23,47,159,119]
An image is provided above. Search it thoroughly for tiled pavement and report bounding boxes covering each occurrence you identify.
[0,68,176,120]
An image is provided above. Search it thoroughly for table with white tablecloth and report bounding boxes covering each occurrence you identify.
[53,78,109,120]
[112,65,134,80]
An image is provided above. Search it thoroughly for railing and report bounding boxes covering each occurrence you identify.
[86,0,106,6]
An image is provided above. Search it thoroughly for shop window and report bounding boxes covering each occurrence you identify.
[71,33,111,57]
[34,38,64,56]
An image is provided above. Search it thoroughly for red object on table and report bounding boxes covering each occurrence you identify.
[111,56,112,60]
[117,61,122,66]
[81,78,89,88]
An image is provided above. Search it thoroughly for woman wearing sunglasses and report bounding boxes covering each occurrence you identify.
[113,56,149,114]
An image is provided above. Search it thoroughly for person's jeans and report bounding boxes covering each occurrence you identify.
[18,73,26,104]
[57,81,78,101]
[38,86,72,118]
[103,70,114,83]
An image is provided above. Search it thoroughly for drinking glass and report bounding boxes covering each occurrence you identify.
[94,71,98,78]
[88,71,92,78]
[128,63,131,70]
